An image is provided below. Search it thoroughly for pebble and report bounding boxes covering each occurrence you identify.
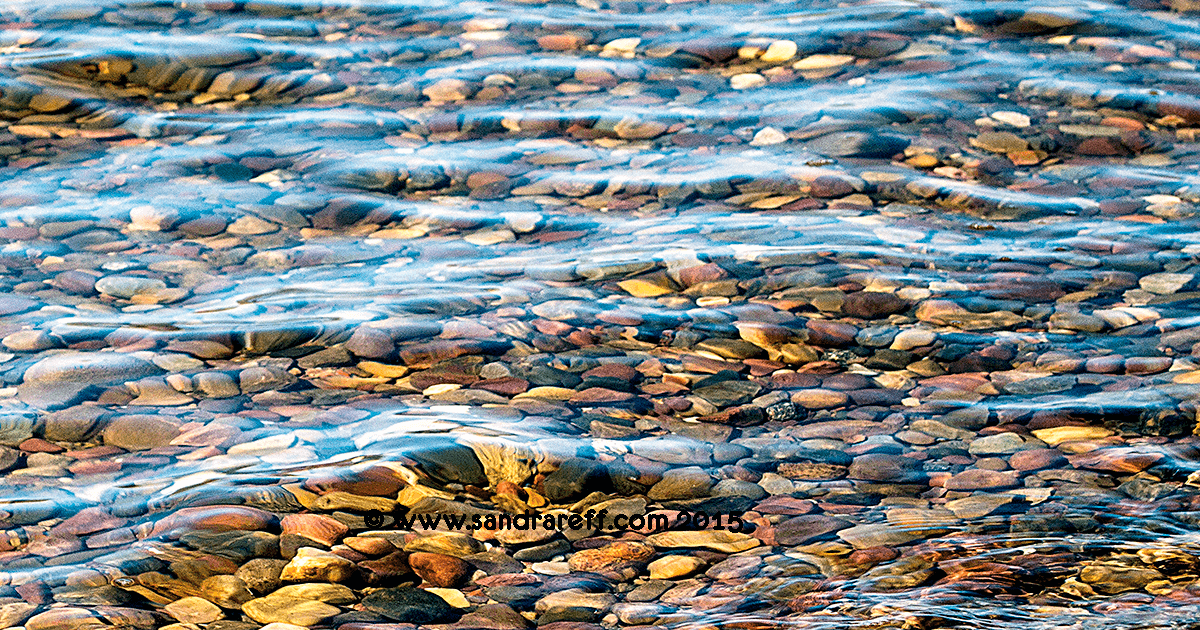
[646,530,760,553]
[279,547,357,583]
[362,587,460,623]
[2,6,1199,629]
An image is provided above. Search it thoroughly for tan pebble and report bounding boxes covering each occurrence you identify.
[730,73,767,90]
[761,40,798,62]
[648,555,707,579]
[1030,426,1114,446]
[163,597,224,624]
[279,548,357,583]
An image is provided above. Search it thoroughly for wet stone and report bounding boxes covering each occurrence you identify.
[362,587,460,623]
[544,458,609,502]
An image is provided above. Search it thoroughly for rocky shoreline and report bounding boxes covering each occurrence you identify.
[2,0,1200,629]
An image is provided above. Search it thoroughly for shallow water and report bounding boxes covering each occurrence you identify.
[2,0,1200,628]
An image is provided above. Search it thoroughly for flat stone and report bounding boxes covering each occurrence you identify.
[23,352,162,386]
[409,552,472,587]
[791,389,849,409]
[969,131,1029,153]
[645,530,760,552]
[544,458,609,502]
[773,514,850,545]
[103,414,180,451]
[201,575,255,609]
[808,132,909,158]
[270,584,356,604]
[848,453,924,483]
[648,555,706,579]
[1140,273,1192,294]
[281,514,348,548]
[242,596,340,627]
[164,597,224,624]
[362,587,460,623]
[943,469,1019,490]
[0,412,36,447]
[280,547,357,583]
[95,275,168,299]
[568,541,654,572]
[403,532,485,557]
[237,558,288,594]
[838,523,928,549]
[968,432,1027,456]
[1030,426,1113,446]
[534,589,616,621]
[647,467,712,501]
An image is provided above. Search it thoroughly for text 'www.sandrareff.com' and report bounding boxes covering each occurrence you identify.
[362,509,750,533]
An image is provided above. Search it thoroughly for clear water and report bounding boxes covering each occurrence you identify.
[1,0,1200,628]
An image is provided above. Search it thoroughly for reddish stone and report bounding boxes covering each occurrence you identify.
[532,319,573,336]
[569,387,635,404]
[19,438,64,453]
[821,373,869,390]
[677,263,729,287]
[752,497,815,515]
[841,292,908,319]
[943,469,1018,490]
[582,363,638,381]
[698,405,766,427]
[744,358,784,376]
[769,372,821,388]
[773,515,850,545]
[1124,357,1172,374]
[1085,355,1124,373]
[805,320,857,347]
[15,580,50,604]
[282,514,350,547]
[303,466,406,497]
[52,270,98,295]
[150,506,278,537]
[809,175,855,198]
[1076,137,1127,156]
[1067,448,1162,473]
[566,330,596,346]
[473,377,529,395]
[408,369,480,390]
[358,551,414,584]
[1009,448,1066,471]
[68,460,122,475]
[476,573,542,587]
[681,354,745,374]
[538,34,585,51]
[849,546,900,566]
[344,537,397,556]
[171,424,240,448]
[51,507,125,537]
[568,541,654,572]
[408,551,472,587]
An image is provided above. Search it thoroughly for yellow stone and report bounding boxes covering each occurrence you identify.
[645,530,760,553]
[514,386,576,400]
[1031,426,1115,447]
[422,383,462,396]
[1173,371,1200,384]
[426,587,471,608]
[792,54,854,70]
[761,40,798,62]
[242,596,339,627]
[648,555,707,579]
[357,361,409,378]
[369,228,426,239]
[617,278,674,298]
